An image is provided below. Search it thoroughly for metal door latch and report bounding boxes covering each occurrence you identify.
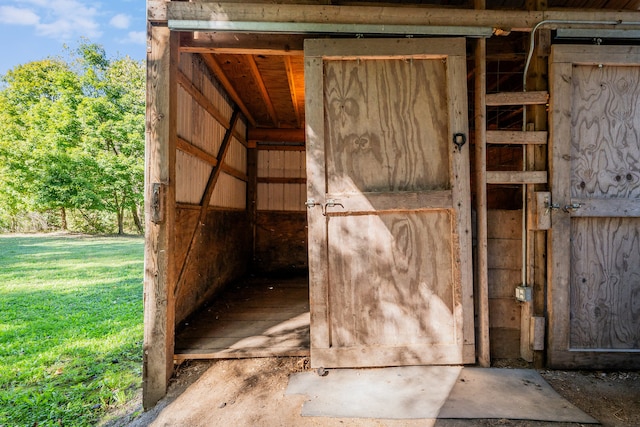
[544,198,560,216]
[323,199,344,216]
[305,198,319,209]
[306,198,345,216]
[563,203,582,213]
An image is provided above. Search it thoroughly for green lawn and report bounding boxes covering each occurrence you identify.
[0,234,144,426]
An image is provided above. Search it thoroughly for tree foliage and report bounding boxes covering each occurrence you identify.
[0,43,145,234]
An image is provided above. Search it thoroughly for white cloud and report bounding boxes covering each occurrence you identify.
[0,6,40,25]
[122,31,146,45]
[109,13,130,29]
[6,0,102,41]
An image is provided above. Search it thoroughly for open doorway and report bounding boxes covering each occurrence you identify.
[172,34,311,361]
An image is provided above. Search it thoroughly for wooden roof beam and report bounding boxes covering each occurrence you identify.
[245,55,279,127]
[181,32,305,55]
[247,128,305,143]
[284,56,302,128]
[200,53,257,127]
[149,1,640,33]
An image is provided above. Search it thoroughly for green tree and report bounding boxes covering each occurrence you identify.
[76,47,145,234]
[0,43,145,234]
[0,59,84,229]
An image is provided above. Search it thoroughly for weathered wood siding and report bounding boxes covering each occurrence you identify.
[174,52,251,324]
[568,64,640,351]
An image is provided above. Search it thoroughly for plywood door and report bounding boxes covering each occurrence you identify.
[305,38,474,368]
[549,45,640,369]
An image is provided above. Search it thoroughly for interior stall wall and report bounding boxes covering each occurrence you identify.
[254,147,308,273]
[174,52,251,324]
[487,209,523,359]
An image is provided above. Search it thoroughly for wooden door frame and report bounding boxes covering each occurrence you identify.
[548,44,640,369]
[305,38,475,368]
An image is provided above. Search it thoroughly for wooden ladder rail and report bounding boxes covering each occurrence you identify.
[476,76,549,365]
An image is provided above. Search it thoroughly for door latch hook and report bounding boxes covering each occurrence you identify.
[453,133,466,152]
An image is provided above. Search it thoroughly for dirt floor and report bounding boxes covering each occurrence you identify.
[102,357,640,427]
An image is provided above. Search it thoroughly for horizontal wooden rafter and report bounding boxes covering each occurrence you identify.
[486,91,549,106]
[248,128,305,143]
[176,70,248,145]
[256,144,305,151]
[486,131,548,145]
[257,177,306,184]
[486,171,547,184]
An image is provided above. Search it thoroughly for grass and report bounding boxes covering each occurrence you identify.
[0,234,144,426]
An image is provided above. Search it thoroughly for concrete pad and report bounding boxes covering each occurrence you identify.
[438,368,598,423]
[287,366,462,419]
[286,366,598,423]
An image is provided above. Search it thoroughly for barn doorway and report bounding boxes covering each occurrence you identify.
[172,36,476,367]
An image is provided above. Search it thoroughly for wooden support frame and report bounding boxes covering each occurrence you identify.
[173,109,241,298]
[143,25,178,410]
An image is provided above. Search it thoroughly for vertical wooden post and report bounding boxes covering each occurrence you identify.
[247,142,258,266]
[523,26,550,367]
[143,23,178,409]
[475,37,490,368]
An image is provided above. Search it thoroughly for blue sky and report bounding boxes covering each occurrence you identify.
[0,0,146,76]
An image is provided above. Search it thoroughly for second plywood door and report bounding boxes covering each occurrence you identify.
[305,38,474,368]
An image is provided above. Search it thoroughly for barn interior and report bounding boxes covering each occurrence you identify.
[151,0,640,367]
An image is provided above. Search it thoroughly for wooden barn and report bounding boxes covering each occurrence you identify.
[144,0,640,408]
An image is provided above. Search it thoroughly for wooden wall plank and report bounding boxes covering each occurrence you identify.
[570,217,640,349]
[485,91,548,106]
[486,171,547,184]
[486,130,547,144]
[176,68,247,145]
[254,211,308,272]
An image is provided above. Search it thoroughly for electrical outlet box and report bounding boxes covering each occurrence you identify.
[515,285,532,302]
